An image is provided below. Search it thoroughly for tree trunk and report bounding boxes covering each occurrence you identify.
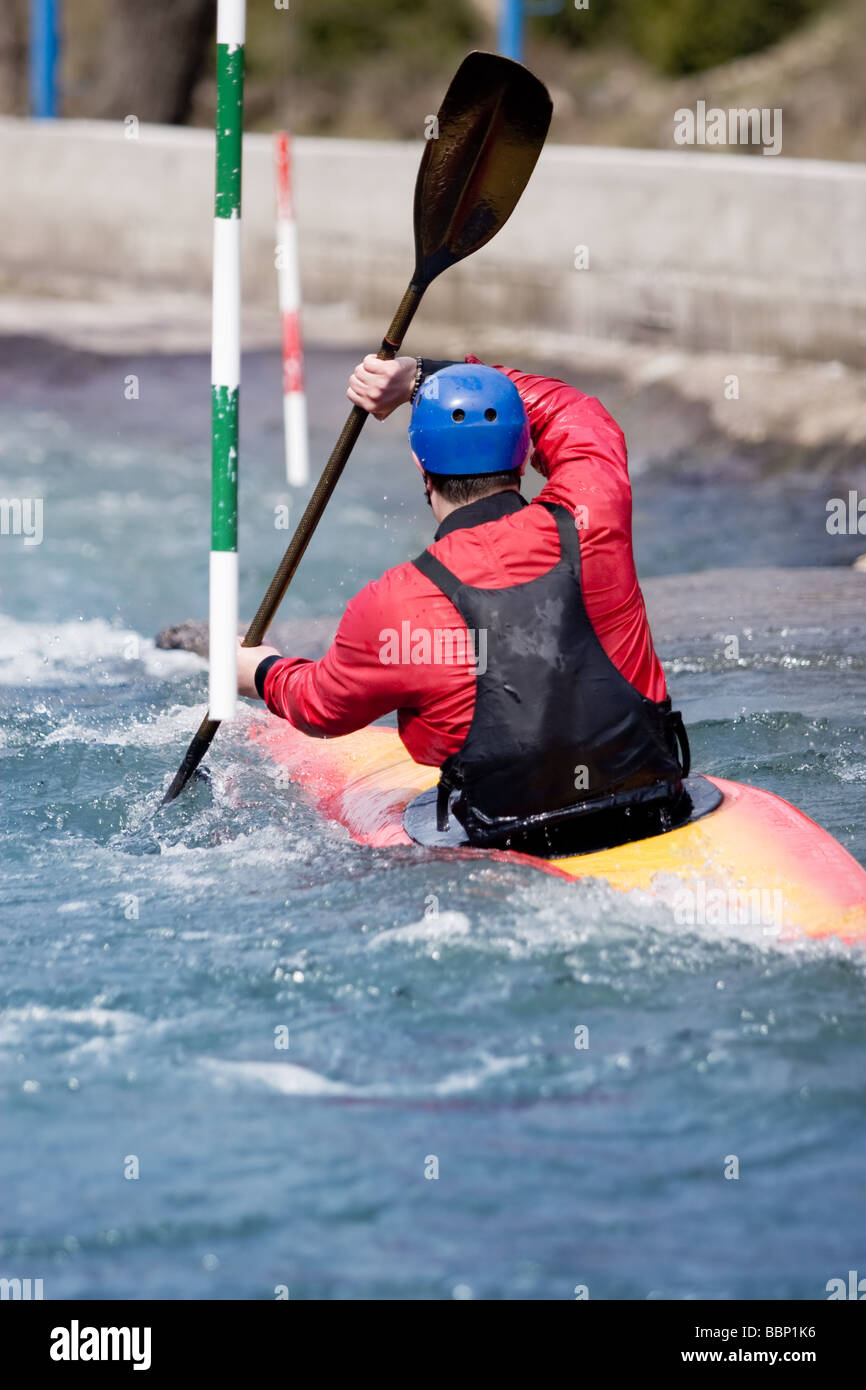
[92,0,215,125]
[0,0,27,115]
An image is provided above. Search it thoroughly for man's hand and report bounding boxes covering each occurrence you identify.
[237,637,281,699]
[347,355,417,420]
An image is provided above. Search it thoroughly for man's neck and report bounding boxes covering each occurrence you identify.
[433,488,526,541]
[434,485,520,524]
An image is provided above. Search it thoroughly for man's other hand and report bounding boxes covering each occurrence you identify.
[347,355,417,420]
[237,638,281,699]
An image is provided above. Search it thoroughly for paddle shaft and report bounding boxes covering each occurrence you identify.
[160,282,423,804]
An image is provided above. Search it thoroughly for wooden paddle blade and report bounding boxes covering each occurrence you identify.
[414,51,552,285]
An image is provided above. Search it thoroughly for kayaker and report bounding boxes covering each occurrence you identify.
[236,356,690,854]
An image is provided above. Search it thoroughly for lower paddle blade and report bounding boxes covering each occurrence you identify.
[414,51,553,284]
[161,716,219,805]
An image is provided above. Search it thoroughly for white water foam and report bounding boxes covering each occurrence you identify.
[200,1058,350,1098]
[44,703,215,749]
[367,910,472,949]
[0,1003,144,1052]
[433,1051,529,1096]
[200,1050,531,1101]
[0,612,203,688]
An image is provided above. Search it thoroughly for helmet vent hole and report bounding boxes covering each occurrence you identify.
[484,408,497,422]
[451,408,466,422]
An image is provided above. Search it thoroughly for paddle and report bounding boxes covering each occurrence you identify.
[161,51,552,806]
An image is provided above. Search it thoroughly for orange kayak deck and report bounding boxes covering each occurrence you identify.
[248,720,866,944]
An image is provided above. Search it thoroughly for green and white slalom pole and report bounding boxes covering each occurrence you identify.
[209,0,245,721]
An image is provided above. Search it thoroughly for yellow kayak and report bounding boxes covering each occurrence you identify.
[248,719,866,945]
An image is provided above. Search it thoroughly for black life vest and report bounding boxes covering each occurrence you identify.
[411,498,690,853]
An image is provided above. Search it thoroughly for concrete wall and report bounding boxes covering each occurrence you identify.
[2,117,866,365]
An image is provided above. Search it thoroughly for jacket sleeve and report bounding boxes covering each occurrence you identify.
[261,570,422,737]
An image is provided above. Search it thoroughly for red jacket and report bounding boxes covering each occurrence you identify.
[263,362,667,765]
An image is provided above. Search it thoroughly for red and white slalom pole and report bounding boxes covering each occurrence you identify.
[274,131,309,487]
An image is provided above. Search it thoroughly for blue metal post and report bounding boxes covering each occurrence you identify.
[498,0,523,64]
[29,0,59,118]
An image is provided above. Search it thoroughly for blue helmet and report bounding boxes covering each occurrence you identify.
[409,365,530,476]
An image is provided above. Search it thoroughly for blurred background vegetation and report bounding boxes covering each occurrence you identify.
[1,0,863,159]
[537,0,830,76]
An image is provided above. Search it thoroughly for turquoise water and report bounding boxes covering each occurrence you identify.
[1,345,864,1300]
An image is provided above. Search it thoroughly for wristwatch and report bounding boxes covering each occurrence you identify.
[409,357,424,404]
